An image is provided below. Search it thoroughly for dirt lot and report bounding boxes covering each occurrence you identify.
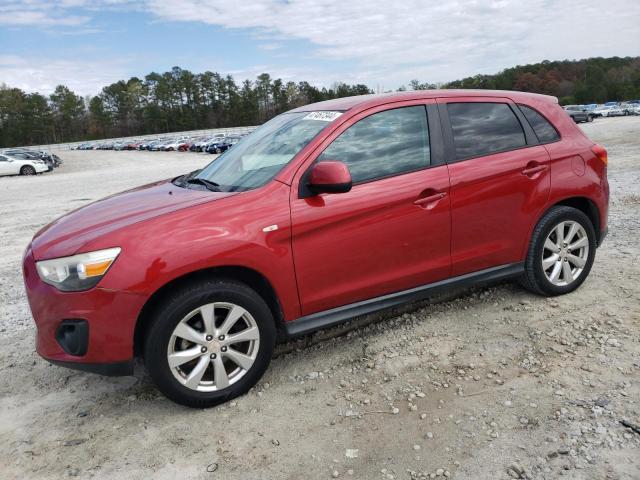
[1,117,638,480]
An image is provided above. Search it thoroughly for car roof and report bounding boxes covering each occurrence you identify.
[288,89,558,113]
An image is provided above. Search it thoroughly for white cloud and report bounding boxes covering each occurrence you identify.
[0,55,131,96]
[144,0,640,85]
[257,43,284,51]
[0,0,137,26]
[0,10,88,26]
[1,0,639,92]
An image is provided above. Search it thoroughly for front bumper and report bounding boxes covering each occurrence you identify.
[49,359,134,376]
[22,246,145,375]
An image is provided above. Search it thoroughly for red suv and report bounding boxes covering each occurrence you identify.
[23,90,609,407]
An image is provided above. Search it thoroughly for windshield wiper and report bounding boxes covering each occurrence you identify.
[172,169,201,187]
[186,177,221,192]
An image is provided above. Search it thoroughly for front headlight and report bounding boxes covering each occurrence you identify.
[36,247,121,292]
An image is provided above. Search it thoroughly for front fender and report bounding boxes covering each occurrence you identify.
[84,181,300,321]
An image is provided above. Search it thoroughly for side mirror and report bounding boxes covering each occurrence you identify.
[308,161,352,195]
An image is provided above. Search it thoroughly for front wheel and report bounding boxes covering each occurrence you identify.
[520,206,596,296]
[144,279,276,408]
[20,165,36,175]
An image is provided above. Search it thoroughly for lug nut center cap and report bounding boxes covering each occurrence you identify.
[208,340,222,352]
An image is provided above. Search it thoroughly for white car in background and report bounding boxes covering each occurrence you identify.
[162,137,190,151]
[595,105,625,117]
[0,153,49,176]
[621,103,640,115]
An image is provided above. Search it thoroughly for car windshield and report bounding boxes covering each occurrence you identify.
[193,111,340,191]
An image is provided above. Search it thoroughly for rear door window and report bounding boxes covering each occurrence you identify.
[447,102,526,160]
[518,105,560,143]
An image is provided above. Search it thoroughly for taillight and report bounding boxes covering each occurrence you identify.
[591,144,608,166]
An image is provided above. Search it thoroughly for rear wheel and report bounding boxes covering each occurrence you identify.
[20,165,36,176]
[520,206,596,296]
[144,279,276,408]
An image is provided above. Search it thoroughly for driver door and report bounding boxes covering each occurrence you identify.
[290,101,452,316]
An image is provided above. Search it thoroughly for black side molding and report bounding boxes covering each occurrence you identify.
[48,358,134,376]
[284,263,524,337]
[597,227,608,247]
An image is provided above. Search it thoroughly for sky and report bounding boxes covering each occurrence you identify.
[1,0,639,96]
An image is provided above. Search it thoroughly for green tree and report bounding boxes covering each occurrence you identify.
[3,56,640,148]
[49,85,85,142]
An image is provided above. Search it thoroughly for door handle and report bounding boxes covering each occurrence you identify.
[522,164,547,176]
[414,192,446,207]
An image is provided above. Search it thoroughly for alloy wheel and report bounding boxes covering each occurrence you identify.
[167,302,260,392]
[541,220,589,287]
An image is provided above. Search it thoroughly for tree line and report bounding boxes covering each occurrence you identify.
[439,56,640,105]
[0,70,370,147]
[1,56,639,148]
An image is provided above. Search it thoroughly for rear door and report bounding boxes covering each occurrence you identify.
[437,97,551,276]
[290,101,451,315]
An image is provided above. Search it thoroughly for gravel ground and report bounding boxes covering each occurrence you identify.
[0,117,638,480]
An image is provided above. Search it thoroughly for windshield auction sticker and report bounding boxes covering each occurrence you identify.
[304,111,343,122]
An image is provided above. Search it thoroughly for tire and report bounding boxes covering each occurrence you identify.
[587,115,593,122]
[20,165,36,176]
[143,279,276,408]
[520,206,596,296]
[215,148,221,154]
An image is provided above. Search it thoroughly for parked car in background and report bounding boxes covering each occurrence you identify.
[177,139,194,151]
[3,149,62,171]
[23,90,609,408]
[206,139,233,154]
[563,105,593,123]
[629,104,640,115]
[599,105,625,117]
[189,136,211,152]
[161,138,185,151]
[150,139,170,151]
[0,153,49,176]
[225,136,242,147]
[49,153,63,169]
[201,135,228,152]
[3,150,45,168]
[620,103,638,115]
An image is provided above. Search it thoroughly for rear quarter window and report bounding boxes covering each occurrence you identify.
[518,105,560,144]
[446,102,526,160]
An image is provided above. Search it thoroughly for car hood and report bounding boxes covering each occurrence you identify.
[31,179,236,260]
